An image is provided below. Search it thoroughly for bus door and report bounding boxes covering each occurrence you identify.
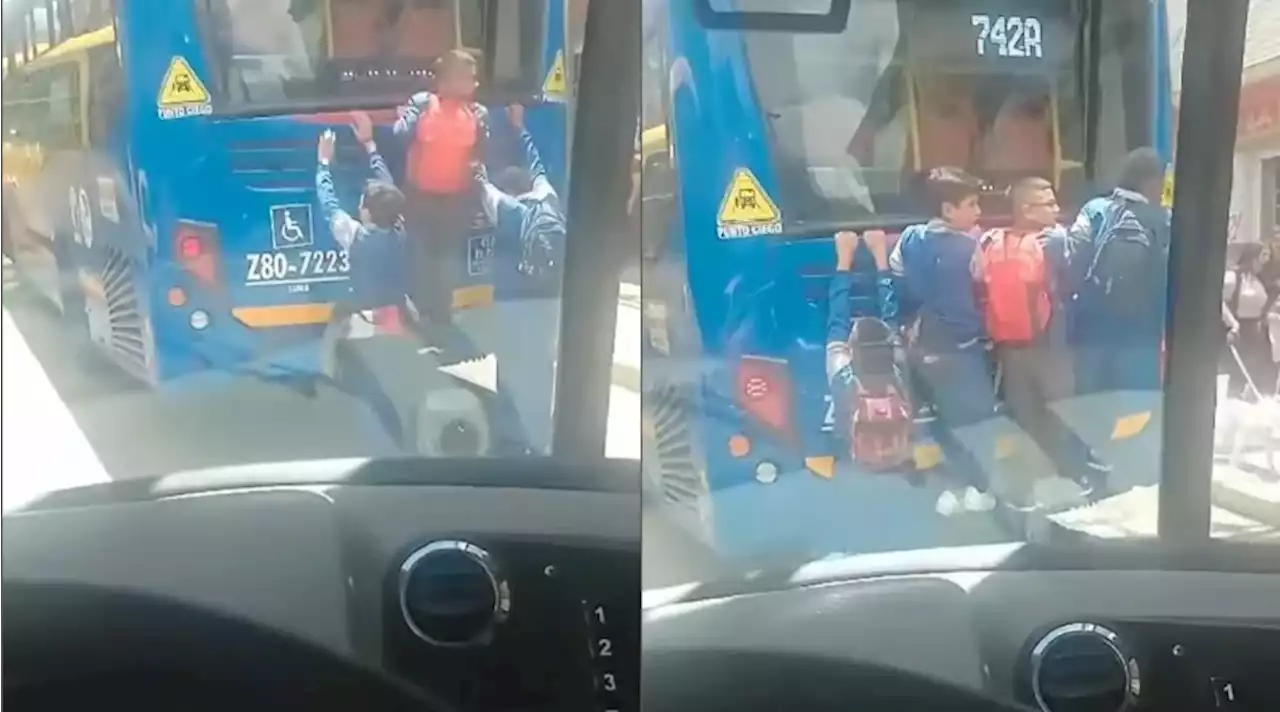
[119,0,547,378]
[3,55,91,315]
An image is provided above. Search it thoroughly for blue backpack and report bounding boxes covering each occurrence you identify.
[517,196,564,278]
[1082,197,1165,316]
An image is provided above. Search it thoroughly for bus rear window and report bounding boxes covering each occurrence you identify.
[196,0,481,111]
[729,0,1153,232]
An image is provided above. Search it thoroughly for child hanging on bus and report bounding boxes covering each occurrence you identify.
[890,167,999,516]
[315,118,411,449]
[472,102,567,453]
[1066,148,1171,395]
[482,104,564,282]
[394,49,492,355]
[825,229,913,472]
[974,177,1111,504]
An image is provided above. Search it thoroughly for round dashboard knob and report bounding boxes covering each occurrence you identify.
[1029,622,1140,712]
[397,540,510,647]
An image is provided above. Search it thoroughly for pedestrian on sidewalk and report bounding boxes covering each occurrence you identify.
[1223,243,1276,401]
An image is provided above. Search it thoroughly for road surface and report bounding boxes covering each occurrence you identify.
[4,263,1277,593]
[1,265,641,504]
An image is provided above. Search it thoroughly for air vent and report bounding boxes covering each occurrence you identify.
[397,540,510,647]
[1030,623,1137,712]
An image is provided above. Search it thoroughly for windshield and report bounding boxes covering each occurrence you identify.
[640,0,1280,589]
[195,0,544,111]
[737,0,1153,232]
[1,0,639,511]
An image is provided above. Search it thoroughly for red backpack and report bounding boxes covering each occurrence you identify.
[843,318,913,471]
[978,229,1052,344]
[849,381,913,471]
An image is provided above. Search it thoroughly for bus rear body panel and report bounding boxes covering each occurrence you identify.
[96,0,563,386]
[645,0,1175,559]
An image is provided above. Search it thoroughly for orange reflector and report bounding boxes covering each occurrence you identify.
[452,284,495,310]
[728,434,750,458]
[231,303,334,328]
[914,444,943,470]
[804,456,834,479]
[995,434,1020,460]
[167,287,187,307]
[1111,411,1151,441]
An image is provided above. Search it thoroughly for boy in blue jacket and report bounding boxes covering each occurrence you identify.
[1066,147,1171,394]
[315,119,411,449]
[467,104,566,453]
[890,167,999,516]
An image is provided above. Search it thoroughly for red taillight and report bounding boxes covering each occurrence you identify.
[174,221,220,287]
[736,355,794,439]
[179,234,203,259]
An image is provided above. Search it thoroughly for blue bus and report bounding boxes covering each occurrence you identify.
[640,0,1176,562]
[2,0,577,388]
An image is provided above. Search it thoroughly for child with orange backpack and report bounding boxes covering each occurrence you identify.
[974,176,1110,503]
[394,49,491,356]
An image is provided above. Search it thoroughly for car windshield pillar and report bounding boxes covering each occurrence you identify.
[1157,0,1250,544]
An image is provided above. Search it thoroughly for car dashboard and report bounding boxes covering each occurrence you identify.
[2,458,640,712]
[643,543,1280,711]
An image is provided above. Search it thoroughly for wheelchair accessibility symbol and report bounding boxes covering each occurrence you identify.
[270,203,314,250]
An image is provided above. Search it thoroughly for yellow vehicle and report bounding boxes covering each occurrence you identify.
[640,123,668,167]
[1,25,116,303]
[638,124,672,259]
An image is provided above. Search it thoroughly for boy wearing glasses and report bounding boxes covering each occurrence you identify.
[974,177,1110,504]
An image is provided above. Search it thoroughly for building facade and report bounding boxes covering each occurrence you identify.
[1171,0,1280,251]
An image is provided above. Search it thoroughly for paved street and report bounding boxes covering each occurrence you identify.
[3,261,1277,592]
[639,378,1280,589]
[1,265,642,510]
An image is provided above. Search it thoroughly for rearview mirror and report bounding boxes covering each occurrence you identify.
[692,0,851,33]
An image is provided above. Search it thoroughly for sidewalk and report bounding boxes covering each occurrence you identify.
[614,282,641,392]
[1,308,111,512]
[605,283,641,459]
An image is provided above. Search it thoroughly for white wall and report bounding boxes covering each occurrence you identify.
[1231,151,1257,243]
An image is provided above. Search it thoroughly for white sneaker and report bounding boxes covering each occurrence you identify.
[963,486,997,512]
[935,489,963,517]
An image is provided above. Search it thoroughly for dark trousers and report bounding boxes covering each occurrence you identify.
[996,341,1097,484]
[910,344,998,491]
[404,189,479,362]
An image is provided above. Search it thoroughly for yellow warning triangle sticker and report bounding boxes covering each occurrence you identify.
[717,168,782,237]
[543,49,567,98]
[157,56,210,107]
